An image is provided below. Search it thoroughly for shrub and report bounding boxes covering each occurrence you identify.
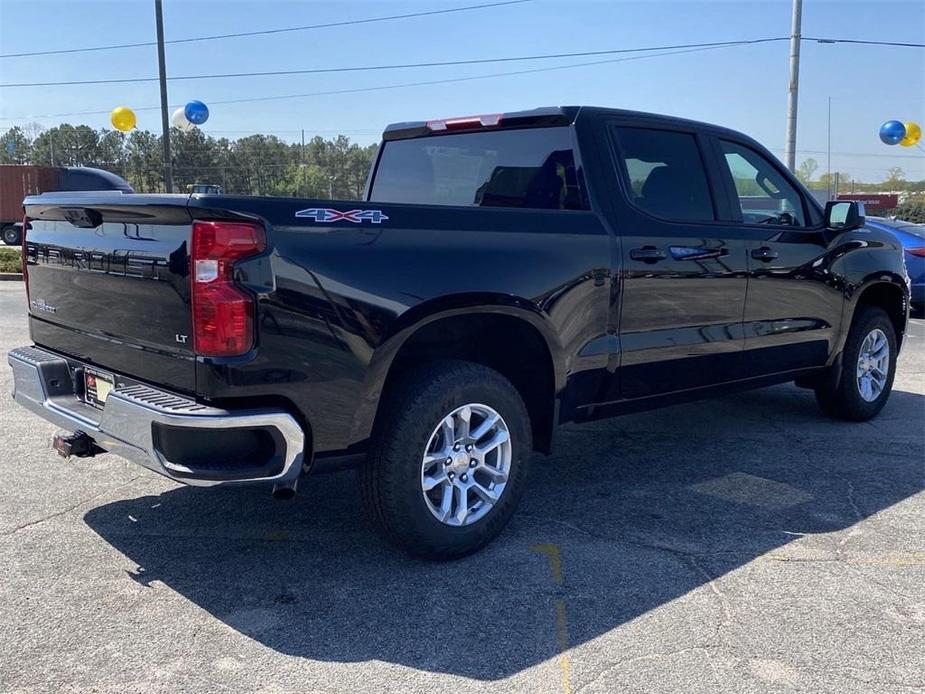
[889,202,925,224]
[0,247,22,274]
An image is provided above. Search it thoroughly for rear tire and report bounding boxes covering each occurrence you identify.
[360,360,532,560]
[1,225,20,246]
[815,306,897,421]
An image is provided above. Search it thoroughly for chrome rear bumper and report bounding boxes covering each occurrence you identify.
[8,346,305,486]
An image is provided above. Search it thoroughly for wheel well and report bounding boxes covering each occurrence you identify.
[382,314,557,453]
[856,282,907,347]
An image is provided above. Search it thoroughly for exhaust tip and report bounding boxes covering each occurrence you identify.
[272,480,298,500]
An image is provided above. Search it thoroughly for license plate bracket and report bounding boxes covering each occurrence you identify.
[84,367,115,409]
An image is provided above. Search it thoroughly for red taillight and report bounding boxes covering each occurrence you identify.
[21,215,29,299]
[905,246,925,258]
[426,113,502,132]
[190,220,266,357]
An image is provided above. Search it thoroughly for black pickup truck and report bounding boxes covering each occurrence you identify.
[9,106,910,558]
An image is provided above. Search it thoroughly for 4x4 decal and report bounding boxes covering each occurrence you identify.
[295,208,389,224]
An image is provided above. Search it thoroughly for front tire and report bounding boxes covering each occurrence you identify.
[360,360,532,560]
[815,306,897,421]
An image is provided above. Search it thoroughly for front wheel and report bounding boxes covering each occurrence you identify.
[815,306,898,421]
[360,360,532,560]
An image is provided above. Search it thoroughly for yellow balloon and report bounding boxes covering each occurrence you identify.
[900,121,921,147]
[110,106,136,133]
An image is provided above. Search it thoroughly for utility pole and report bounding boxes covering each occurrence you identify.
[301,128,306,198]
[826,96,832,200]
[784,0,802,173]
[154,0,173,193]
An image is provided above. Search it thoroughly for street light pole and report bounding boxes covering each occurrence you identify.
[154,0,173,193]
[784,0,802,173]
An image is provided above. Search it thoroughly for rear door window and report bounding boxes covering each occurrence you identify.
[369,127,585,210]
[612,127,716,222]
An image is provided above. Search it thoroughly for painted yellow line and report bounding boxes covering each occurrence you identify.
[531,543,572,694]
[531,543,564,585]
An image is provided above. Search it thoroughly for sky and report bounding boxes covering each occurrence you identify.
[0,0,923,181]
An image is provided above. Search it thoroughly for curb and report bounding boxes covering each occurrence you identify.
[0,273,23,281]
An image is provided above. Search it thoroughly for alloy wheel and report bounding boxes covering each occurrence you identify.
[856,328,889,402]
[420,403,512,527]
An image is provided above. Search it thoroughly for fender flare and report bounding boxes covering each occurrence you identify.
[832,274,910,360]
[347,293,567,444]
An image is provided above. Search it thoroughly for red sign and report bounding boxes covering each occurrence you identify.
[836,194,899,210]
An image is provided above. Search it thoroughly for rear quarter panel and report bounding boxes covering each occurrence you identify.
[188,196,612,454]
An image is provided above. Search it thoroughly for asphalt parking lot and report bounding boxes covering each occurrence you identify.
[0,282,922,694]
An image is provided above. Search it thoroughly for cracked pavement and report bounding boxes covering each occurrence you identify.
[0,283,922,693]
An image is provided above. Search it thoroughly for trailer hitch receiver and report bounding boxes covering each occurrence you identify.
[52,430,102,459]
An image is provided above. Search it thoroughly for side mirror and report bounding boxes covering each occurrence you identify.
[824,200,866,231]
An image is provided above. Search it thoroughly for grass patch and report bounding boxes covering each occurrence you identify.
[0,247,22,274]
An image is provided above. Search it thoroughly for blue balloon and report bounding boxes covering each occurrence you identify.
[879,120,906,145]
[184,100,209,126]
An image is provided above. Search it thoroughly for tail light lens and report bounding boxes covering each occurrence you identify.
[190,220,266,357]
[905,247,925,258]
[21,215,29,299]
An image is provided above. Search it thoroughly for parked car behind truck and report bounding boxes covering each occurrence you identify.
[0,165,132,245]
[9,107,910,558]
[862,216,925,311]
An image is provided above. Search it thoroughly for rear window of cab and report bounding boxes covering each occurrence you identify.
[369,127,586,210]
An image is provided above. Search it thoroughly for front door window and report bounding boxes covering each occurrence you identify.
[720,140,806,227]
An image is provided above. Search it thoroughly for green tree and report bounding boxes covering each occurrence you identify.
[124,130,163,192]
[224,134,292,195]
[31,124,106,167]
[96,130,126,173]
[3,120,378,198]
[817,172,851,194]
[171,127,223,192]
[346,143,378,198]
[796,158,818,185]
[0,127,32,164]
[884,167,906,189]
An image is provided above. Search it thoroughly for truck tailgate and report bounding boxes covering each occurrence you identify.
[24,193,197,393]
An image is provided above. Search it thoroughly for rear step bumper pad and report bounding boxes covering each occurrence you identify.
[7,346,305,486]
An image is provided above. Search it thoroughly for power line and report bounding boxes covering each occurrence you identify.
[0,0,534,59]
[0,42,750,121]
[4,36,924,124]
[768,146,924,161]
[790,148,925,160]
[805,36,925,48]
[0,38,790,88]
[3,33,921,89]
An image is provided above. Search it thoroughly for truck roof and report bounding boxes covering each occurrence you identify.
[382,105,756,146]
